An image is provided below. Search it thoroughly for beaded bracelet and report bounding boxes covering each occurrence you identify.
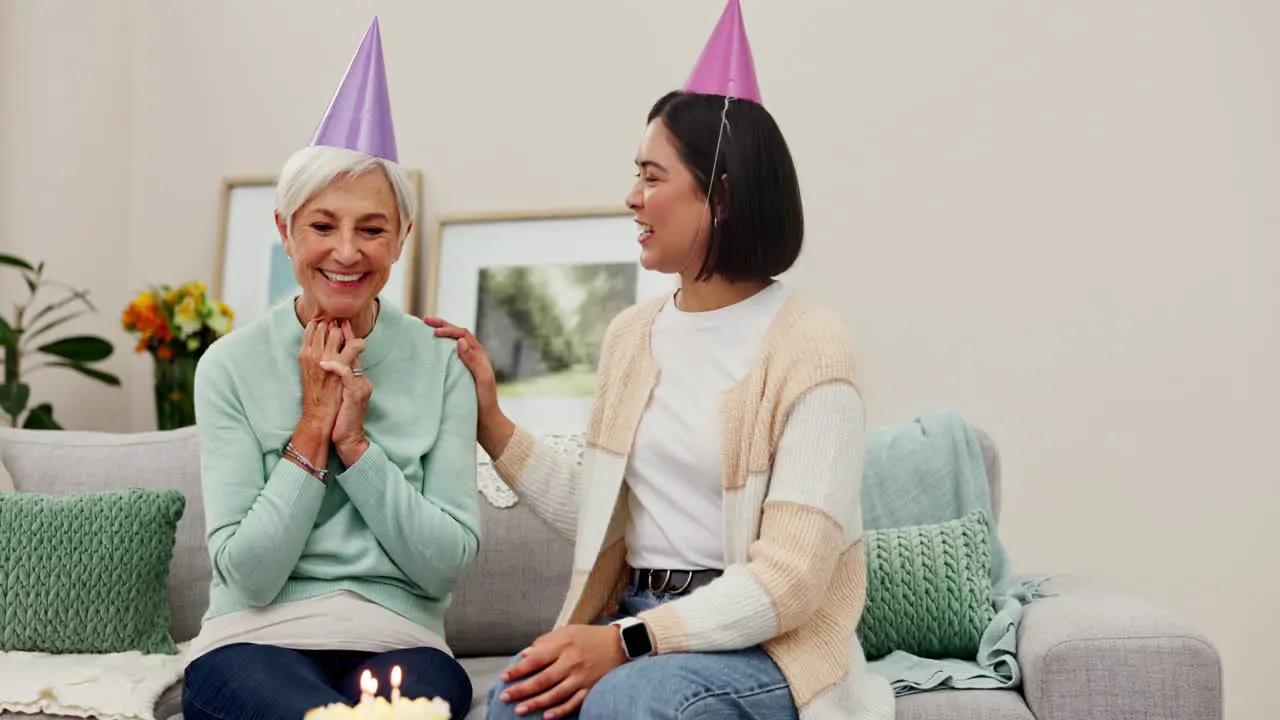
[284,442,327,482]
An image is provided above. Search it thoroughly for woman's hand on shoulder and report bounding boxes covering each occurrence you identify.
[423,317,497,411]
[423,316,514,458]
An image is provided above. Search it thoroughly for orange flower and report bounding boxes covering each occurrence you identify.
[122,282,233,359]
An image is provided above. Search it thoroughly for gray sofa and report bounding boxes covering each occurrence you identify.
[0,425,1222,720]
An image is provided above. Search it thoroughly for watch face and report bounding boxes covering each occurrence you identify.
[621,622,653,657]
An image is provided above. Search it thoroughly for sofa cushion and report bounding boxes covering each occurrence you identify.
[444,499,573,658]
[0,487,185,654]
[458,656,511,720]
[859,510,995,660]
[897,689,1034,720]
[0,447,14,493]
[0,426,209,643]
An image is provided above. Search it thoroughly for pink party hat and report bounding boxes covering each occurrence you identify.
[682,0,762,104]
[311,17,398,161]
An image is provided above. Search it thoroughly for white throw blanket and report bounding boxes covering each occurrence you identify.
[0,643,189,720]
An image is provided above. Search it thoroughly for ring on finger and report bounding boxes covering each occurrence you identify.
[352,366,365,377]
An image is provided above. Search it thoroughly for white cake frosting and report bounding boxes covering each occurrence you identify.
[306,696,451,720]
[307,669,450,720]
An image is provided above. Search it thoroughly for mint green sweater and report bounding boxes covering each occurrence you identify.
[193,298,480,639]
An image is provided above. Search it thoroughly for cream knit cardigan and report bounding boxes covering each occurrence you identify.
[492,291,895,720]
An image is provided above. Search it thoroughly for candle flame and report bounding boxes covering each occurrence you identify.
[391,665,402,687]
[360,669,375,694]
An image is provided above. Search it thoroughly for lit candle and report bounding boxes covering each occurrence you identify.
[390,666,402,704]
[359,670,375,706]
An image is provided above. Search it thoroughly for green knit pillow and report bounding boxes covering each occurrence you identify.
[0,488,185,655]
[857,509,995,660]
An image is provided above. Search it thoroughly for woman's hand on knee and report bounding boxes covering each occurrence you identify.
[498,625,626,719]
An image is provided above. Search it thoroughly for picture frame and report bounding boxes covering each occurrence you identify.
[213,170,424,326]
[431,207,674,435]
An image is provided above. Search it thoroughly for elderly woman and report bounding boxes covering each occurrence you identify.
[182,20,479,720]
[426,3,895,720]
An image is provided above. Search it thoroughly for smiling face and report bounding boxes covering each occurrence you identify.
[276,168,403,319]
[625,118,714,276]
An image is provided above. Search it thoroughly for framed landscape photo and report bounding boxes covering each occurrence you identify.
[214,171,423,326]
[432,208,673,435]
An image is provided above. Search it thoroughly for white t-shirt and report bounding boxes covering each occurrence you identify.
[624,281,791,571]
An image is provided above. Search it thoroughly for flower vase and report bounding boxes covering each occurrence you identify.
[154,355,197,430]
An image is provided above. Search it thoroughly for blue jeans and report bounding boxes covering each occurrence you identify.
[486,585,798,720]
[182,643,472,720]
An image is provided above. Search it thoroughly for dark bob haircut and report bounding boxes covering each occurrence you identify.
[647,90,804,283]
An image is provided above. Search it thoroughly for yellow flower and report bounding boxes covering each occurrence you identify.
[174,282,207,308]
[132,291,157,312]
[123,281,234,358]
[174,294,201,338]
[207,308,232,336]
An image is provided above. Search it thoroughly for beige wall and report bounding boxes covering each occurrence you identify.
[2,1,132,430]
[5,0,1278,716]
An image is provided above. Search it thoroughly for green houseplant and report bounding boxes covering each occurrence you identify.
[0,253,120,428]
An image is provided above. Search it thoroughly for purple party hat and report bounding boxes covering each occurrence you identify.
[311,17,398,162]
[682,0,762,104]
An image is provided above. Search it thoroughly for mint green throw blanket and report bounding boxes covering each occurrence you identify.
[861,410,1048,694]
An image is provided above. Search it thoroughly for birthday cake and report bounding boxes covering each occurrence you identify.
[305,668,451,720]
[305,696,451,720]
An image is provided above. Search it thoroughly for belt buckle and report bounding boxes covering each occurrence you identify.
[668,571,694,595]
[647,569,671,594]
[646,569,695,596]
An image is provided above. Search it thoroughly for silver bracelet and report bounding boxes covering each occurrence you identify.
[284,442,327,482]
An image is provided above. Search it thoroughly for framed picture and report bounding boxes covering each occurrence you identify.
[214,171,423,326]
[431,208,674,435]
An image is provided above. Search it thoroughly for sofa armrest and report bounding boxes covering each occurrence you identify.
[1018,575,1222,720]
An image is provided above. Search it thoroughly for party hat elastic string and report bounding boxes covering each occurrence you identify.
[677,96,733,279]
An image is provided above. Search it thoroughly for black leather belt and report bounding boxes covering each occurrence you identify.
[628,567,722,596]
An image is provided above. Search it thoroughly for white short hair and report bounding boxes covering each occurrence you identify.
[275,145,417,242]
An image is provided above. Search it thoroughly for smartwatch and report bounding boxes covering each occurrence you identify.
[610,617,654,660]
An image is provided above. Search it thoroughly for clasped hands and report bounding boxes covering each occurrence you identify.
[299,313,372,468]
